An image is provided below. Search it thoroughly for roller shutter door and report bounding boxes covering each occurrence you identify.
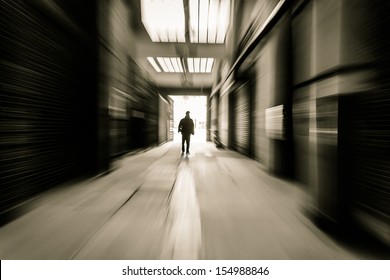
[234,84,250,154]
[348,91,390,228]
[0,1,97,213]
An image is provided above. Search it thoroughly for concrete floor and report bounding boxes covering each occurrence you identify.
[0,142,388,260]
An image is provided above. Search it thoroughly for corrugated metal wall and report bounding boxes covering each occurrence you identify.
[0,0,98,213]
[343,1,390,236]
[103,1,160,156]
[0,0,170,215]
[348,90,390,232]
[105,1,137,156]
[232,83,251,155]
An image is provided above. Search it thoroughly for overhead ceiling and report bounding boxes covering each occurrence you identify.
[128,0,230,91]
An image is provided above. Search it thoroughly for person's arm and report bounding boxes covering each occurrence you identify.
[191,120,194,135]
[178,120,182,133]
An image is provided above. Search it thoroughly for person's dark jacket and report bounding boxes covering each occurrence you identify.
[178,117,194,135]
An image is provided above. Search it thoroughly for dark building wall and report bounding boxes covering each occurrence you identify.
[292,0,390,241]
[99,0,162,156]
[0,0,99,213]
[210,0,389,243]
[219,0,292,175]
[215,0,282,152]
[252,13,292,175]
[0,0,166,215]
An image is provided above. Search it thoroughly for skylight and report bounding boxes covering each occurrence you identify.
[189,0,230,44]
[141,0,230,44]
[148,57,184,73]
[147,57,215,73]
[141,0,186,43]
[187,58,214,73]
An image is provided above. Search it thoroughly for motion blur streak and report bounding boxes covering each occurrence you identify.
[160,158,202,259]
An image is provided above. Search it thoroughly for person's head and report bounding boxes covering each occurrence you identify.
[185,111,190,117]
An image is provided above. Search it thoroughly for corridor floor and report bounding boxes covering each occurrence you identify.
[0,142,387,259]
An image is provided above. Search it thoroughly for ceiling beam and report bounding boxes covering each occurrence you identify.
[135,41,225,58]
[159,87,211,96]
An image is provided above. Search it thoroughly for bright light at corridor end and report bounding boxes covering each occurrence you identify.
[171,95,207,143]
[141,0,230,44]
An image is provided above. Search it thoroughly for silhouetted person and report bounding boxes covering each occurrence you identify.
[178,111,194,154]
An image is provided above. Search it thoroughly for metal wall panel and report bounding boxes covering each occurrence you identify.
[348,90,390,236]
[0,0,98,213]
[233,84,251,154]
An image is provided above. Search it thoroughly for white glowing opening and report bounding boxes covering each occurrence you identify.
[170,95,207,143]
[187,58,214,73]
[141,0,186,43]
[189,0,230,44]
[147,57,161,72]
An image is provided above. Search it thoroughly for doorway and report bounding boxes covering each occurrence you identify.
[169,95,207,143]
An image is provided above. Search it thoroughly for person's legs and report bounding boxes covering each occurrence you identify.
[181,134,185,153]
[186,135,191,154]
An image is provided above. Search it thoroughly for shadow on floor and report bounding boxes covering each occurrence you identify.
[309,211,390,259]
